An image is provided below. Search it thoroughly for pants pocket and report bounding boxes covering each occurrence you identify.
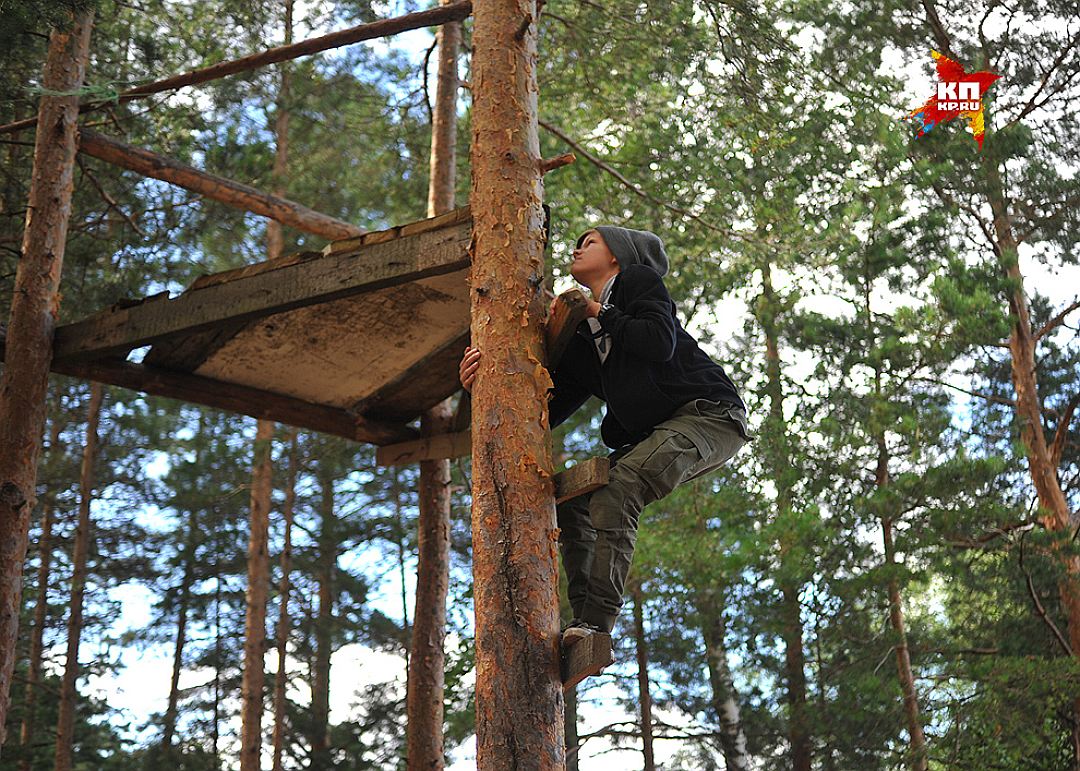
[637,428,703,501]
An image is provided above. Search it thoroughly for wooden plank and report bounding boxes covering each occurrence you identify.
[561,632,614,691]
[350,327,470,417]
[554,456,609,504]
[189,250,324,290]
[142,318,252,372]
[46,356,418,446]
[375,430,472,466]
[53,220,472,362]
[323,205,471,256]
[142,250,327,371]
[79,131,365,241]
[545,289,589,371]
[0,2,475,137]
[451,391,471,433]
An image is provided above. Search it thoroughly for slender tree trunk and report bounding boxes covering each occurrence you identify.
[865,266,927,770]
[983,158,1080,758]
[564,680,580,771]
[0,11,93,745]
[394,471,411,678]
[632,584,656,771]
[272,428,298,771]
[469,0,564,767]
[760,261,812,771]
[18,418,63,771]
[310,467,335,769]
[53,383,104,771]
[240,418,275,771]
[406,4,460,767]
[698,589,751,771]
[213,575,222,765]
[162,509,199,752]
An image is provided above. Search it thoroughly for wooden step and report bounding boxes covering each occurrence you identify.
[561,631,614,691]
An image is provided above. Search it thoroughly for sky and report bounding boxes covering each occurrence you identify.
[53,1,1080,769]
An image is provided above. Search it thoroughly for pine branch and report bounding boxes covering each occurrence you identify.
[1050,394,1079,469]
[1019,529,1075,658]
[537,118,742,240]
[1033,298,1080,342]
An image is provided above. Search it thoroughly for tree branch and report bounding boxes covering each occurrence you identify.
[1019,529,1075,657]
[537,118,744,240]
[1050,394,1079,469]
[1002,26,1080,129]
[1033,298,1080,342]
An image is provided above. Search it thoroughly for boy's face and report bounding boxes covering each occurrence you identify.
[571,229,619,282]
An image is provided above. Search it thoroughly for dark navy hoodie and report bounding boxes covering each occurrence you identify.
[548,227,746,449]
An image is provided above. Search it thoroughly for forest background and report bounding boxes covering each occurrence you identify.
[0,0,1078,768]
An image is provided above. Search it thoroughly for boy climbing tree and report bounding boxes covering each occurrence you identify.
[460,226,752,653]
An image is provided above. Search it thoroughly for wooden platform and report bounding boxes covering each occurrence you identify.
[37,207,475,445]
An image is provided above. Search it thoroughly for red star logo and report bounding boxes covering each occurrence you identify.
[905,51,1001,150]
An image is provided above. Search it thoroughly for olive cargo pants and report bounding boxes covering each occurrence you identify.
[557,399,751,632]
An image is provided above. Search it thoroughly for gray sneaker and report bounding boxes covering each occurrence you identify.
[561,621,604,648]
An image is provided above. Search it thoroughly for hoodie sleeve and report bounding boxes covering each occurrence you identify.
[547,357,592,428]
[596,264,677,362]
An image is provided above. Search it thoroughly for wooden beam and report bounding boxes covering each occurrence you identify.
[52,217,472,362]
[78,130,364,240]
[450,391,471,433]
[47,357,417,446]
[553,456,608,504]
[545,289,589,371]
[377,432,608,497]
[0,2,474,137]
[561,632,614,692]
[376,429,472,466]
[349,327,470,416]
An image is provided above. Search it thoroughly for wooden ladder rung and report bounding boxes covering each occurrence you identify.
[561,632,614,691]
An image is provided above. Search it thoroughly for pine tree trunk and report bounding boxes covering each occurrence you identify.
[698,590,750,771]
[469,0,564,767]
[310,467,335,769]
[760,261,812,771]
[272,428,298,771]
[564,681,580,771]
[240,418,274,771]
[0,10,93,744]
[53,382,104,771]
[18,419,62,771]
[162,508,197,753]
[866,252,927,771]
[406,4,459,765]
[980,156,1080,759]
[394,471,411,678]
[632,585,656,771]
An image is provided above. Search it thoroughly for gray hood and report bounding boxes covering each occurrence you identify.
[577,225,670,277]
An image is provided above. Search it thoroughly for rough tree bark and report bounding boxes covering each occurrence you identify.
[272,428,298,771]
[698,589,751,771]
[53,382,104,771]
[406,2,460,766]
[0,10,93,745]
[468,0,565,767]
[240,418,274,771]
[760,260,812,771]
[18,418,63,771]
[631,583,656,771]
